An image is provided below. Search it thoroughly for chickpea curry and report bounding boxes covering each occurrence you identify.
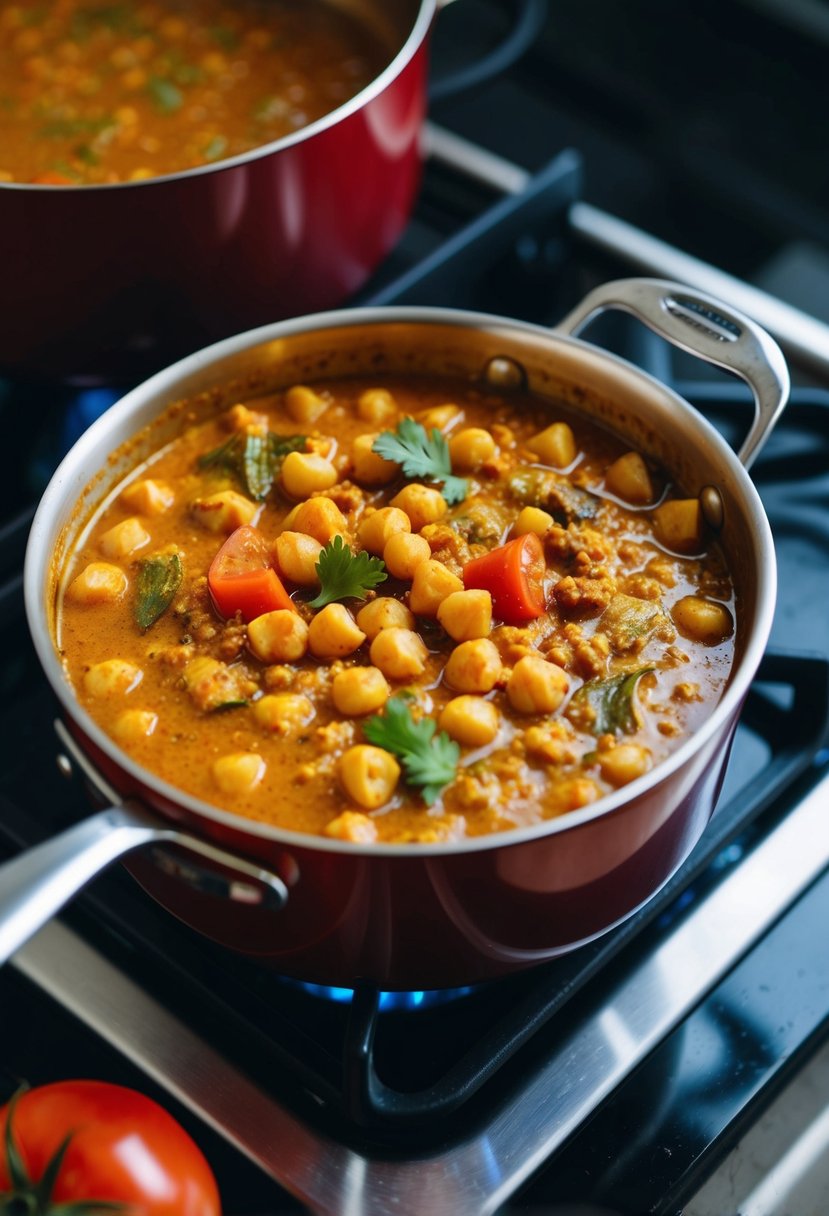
[0,0,387,185]
[58,375,737,844]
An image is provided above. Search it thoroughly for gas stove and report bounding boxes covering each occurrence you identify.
[3,4,829,1213]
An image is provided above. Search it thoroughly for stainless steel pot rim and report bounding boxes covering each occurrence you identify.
[25,303,777,858]
[0,0,433,195]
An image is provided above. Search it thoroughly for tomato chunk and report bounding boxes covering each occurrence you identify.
[208,525,294,621]
[463,532,546,624]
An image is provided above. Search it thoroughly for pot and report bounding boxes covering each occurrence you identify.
[3,278,789,990]
[0,0,544,386]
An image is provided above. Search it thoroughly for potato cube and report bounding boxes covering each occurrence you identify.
[66,562,128,605]
[527,422,576,468]
[604,452,654,505]
[99,516,150,560]
[653,498,704,554]
[191,490,258,533]
[120,478,175,515]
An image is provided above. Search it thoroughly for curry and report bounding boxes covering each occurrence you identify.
[57,375,736,844]
[0,0,387,184]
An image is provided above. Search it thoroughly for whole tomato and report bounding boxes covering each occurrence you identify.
[0,1081,221,1215]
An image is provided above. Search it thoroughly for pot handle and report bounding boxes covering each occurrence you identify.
[555,277,790,469]
[429,0,548,103]
[0,803,289,969]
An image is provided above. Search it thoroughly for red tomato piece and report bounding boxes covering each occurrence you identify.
[0,1080,221,1216]
[463,532,547,624]
[208,524,294,621]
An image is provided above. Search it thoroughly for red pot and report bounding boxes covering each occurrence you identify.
[6,279,789,990]
[0,0,435,386]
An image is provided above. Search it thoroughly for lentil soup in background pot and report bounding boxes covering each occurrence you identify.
[0,0,539,384]
[3,279,788,990]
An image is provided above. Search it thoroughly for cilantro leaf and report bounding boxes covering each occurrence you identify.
[198,432,306,500]
[364,695,460,805]
[308,536,387,608]
[372,418,467,504]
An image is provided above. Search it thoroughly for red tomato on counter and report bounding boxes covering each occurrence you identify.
[0,1081,221,1215]
[463,531,547,624]
[208,524,294,622]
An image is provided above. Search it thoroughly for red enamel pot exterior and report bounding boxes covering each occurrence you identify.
[22,298,785,991]
[0,1,429,385]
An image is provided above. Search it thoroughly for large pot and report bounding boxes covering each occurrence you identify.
[3,279,789,990]
[0,0,543,386]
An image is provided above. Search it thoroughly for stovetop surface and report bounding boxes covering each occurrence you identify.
[3,3,829,1212]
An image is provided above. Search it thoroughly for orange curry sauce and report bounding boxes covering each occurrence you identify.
[58,376,736,843]
[0,0,387,184]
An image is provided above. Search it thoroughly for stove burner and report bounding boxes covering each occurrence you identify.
[284,978,477,1011]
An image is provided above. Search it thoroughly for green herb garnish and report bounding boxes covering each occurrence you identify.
[147,76,184,114]
[198,432,306,500]
[135,553,182,631]
[372,418,467,504]
[569,668,654,736]
[308,536,387,609]
[203,134,228,162]
[364,695,460,805]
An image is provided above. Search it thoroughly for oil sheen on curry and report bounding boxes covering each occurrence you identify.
[58,376,736,844]
[0,0,387,184]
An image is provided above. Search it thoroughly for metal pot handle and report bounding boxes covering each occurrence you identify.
[555,277,790,469]
[0,726,289,968]
[429,0,548,104]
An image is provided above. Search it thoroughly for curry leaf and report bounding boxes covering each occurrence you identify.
[135,553,182,631]
[364,695,459,805]
[308,536,387,608]
[147,76,183,114]
[198,432,306,500]
[372,418,467,504]
[570,668,653,736]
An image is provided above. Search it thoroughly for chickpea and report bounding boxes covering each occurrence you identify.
[369,627,428,680]
[449,427,497,472]
[83,659,143,698]
[191,489,258,532]
[356,597,416,639]
[339,745,400,810]
[308,604,366,658]
[274,531,322,586]
[254,693,315,733]
[598,744,652,787]
[527,421,576,468]
[444,639,501,694]
[248,610,309,663]
[389,484,447,532]
[324,811,379,843]
[506,655,569,714]
[291,497,348,544]
[409,559,463,617]
[332,666,390,715]
[513,505,554,537]
[357,387,397,425]
[285,384,328,424]
[437,589,492,641]
[120,478,174,515]
[383,532,431,581]
[653,499,704,554]
[213,751,266,794]
[671,595,733,644]
[357,506,410,556]
[351,433,398,486]
[112,709,158,743]
[439,696,500,747]
[99,516,150,560]
[281,451,338,499]
[605,451,654,505]
[66,562,128,605]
